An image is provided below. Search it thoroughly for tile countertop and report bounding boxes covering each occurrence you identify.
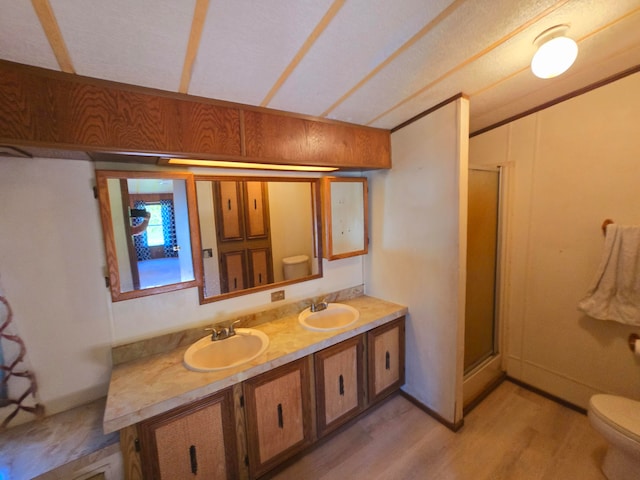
[103,295,407,434]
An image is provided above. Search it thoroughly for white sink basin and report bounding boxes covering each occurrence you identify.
[298,303,359,332]
[184,328,269,372]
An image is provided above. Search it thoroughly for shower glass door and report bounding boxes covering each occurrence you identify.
[464,168,500,374]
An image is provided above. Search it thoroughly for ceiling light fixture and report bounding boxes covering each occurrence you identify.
[531,25,578,79]
[164,158,339,172]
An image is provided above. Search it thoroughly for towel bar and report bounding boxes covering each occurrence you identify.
[601,218,614,235]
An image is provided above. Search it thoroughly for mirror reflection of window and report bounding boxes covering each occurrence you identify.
[145,204,165,247]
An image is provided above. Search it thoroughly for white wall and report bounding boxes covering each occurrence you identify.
[0,158,364,420]
[0,158,113,417]
[470,72,640,408]
[365,98,469,424]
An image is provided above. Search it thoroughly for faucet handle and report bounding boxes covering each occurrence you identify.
[228,319,241,336]
[204,327,219,341]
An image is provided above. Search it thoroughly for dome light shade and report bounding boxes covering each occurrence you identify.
[531,25,578,79]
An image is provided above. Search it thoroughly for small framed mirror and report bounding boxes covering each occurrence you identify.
[322,177,368,260]
[95,170,201,302]
[195,176,322,302]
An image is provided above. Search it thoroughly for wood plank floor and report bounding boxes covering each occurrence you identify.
[272,380,608,480]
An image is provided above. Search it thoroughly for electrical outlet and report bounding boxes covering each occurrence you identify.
[271,290,285,302]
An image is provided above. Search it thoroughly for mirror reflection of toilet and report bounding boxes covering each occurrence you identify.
[588,394,640,480]
[282,255,310,281]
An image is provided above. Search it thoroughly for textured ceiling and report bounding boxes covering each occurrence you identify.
[1,0,639,134]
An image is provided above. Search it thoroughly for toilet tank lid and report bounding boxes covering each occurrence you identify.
[590,394,640,438]
[282,255,309,264]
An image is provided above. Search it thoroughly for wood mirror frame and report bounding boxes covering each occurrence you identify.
[95,170,202,302]
[195,175,323,303]
[322,177,368,260]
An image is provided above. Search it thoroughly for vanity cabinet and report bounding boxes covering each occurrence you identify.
[321,177,368,260]
[314,335,365,437]
[243,358,313,478]
[367,317,406,404]
[136,388,238,480]
[119,316,406,480]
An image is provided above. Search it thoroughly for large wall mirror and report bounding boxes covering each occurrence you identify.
[95,170,201,302]
[195,176,322,303]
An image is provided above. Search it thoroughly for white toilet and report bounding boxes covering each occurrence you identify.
[282,255,310,280]
[588,394,640,480]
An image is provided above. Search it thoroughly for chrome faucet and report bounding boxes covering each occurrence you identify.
[205,320,241,341]
[310,297,329,312]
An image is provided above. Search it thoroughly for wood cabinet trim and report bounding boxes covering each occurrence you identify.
[322,177,369,260]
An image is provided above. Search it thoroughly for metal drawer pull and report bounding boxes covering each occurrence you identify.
[189,445,198,474]
[339,374,344,396]
[227,198,231,210]
[277,403,284,428]
[385,351,390,370]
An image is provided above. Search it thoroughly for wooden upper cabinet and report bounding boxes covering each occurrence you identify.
[243,110,391,169]
[0,61,390,169]
[0,61,242,156]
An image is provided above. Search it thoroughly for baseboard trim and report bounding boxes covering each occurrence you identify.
[506,376,587,415]
[399,390,464,432]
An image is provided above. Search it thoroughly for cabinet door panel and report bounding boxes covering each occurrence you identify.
[254,370,304,463]
[217,181,243,241]
[138,388,238,480]
[155,402,226,479]
[249,247,272,287]
[315,335,364,437]
[368,317,405,404]
[244,181,268,238]
[244,358,312,478]
[221,251,246,292]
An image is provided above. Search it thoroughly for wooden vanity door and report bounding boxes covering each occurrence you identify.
[138,388,238,480]
[315,335,365,437]
[368,317,405,404]
[243,358,312,478]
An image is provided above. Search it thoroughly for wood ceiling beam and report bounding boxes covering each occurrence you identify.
[31,0,75,74]
[180,0,210,94]
[260,0,345,107]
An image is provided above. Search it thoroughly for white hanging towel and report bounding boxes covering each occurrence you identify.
[578,224,640,325]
